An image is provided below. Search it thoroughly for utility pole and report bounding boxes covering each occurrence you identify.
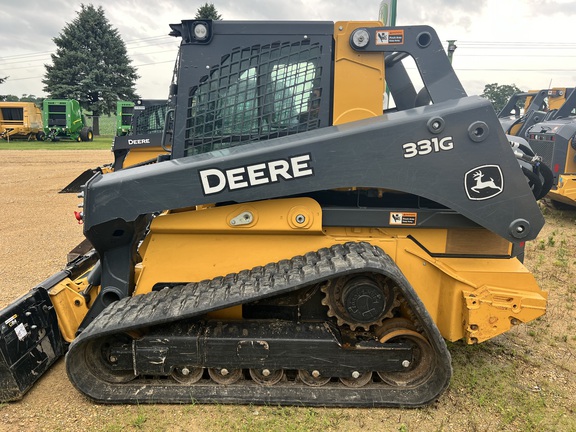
[447,40,457,63]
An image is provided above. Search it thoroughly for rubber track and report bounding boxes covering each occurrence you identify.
[66,242,452,407]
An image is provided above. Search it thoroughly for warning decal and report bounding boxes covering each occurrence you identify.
[376,29,404,45]
[14,323,27,341]
[389,212,417,225]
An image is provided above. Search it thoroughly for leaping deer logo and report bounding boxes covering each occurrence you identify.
[464,165,504,201]
[470,170,502,193]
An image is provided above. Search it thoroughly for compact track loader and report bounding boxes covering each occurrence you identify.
[60,98,171,193]
[499,88,574,137]
[0,20,549,407]
[111,98,171,170]
[524,88,576,207]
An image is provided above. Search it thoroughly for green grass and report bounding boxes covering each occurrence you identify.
[0,135,113,150]
[448,338,575,431]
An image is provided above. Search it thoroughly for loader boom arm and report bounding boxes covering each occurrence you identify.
[83,96,543,244]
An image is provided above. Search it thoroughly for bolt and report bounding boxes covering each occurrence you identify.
[295,214,306,224]
[109,355,117,363]
[230,220,236,225]
[311,370,321,378]
[181,367,190,376]
[352,371,360,379]
[220,368,229,376]
[402,360,411,368]
[432,121,441,130]
[470,324,479,331]
[262,369,271,377]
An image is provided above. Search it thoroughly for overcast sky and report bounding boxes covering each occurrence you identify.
[1,0,575,99]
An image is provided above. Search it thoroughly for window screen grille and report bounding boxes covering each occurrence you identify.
[185,40,324,156]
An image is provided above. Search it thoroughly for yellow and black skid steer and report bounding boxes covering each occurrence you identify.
[0,20,549,407]
[524,87,576,207]
[59,98,172,193]
[499,87,575,138]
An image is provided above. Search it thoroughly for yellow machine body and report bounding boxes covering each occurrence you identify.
[120,145,170,168]
[131,198,546,344]
[549,135,576,205]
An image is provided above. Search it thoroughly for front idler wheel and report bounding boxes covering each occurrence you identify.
[84,336,136,384]
[376,319,434,387]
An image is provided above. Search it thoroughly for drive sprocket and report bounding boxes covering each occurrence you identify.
[321,274,398,330]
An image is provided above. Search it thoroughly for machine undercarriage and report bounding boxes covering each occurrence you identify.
[67,243,451,406]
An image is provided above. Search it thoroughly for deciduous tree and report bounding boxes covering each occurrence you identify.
[481,83,522,114]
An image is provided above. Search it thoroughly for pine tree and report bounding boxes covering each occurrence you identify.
[195,3,222,20]
[42,4,138,135]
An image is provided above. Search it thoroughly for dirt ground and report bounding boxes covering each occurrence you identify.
[0,150,574,432]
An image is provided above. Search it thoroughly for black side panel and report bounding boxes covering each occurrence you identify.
[0,288,65,401]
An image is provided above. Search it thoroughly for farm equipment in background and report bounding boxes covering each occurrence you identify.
[59,98,171,193]
[0,102,45,141]
[111,98,171,170]
[525,88,576,208]
[0,20,550,408]
[499,88,574,137]
[42,99,93,142]
[115,101,135,136]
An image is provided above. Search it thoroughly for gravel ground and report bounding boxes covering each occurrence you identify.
[0,150,110,431]
[0,150,107,307]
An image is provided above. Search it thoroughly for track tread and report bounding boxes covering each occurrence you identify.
[66,242,452,407]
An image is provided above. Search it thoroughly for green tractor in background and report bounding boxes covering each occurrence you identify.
[42,99,93,142]
[116,100,135,136]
